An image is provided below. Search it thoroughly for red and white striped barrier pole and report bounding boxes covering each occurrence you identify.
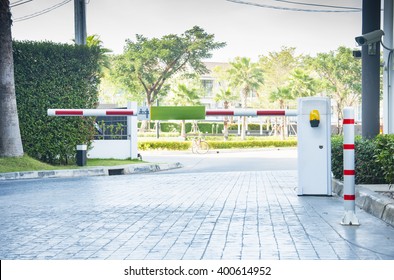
[341,107,360,226]
[49,108,298,117]
[206,109,297,117]
[47,109,136,116]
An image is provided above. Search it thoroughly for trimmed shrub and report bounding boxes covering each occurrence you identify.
[138,121,272,134]
[138,121,225,134]
[13,41,101,164]
[355,137,385,184]
[374,134,394,185]
[138,139,297,151]
[331,136,385,184]
[208,140,297,149]
[228,123,271,131]
[331,136,344,180]
[138,141,190,151]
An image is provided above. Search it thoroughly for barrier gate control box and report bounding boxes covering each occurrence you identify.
[297,97,332,196]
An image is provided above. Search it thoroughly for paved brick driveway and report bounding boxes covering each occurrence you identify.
[1,170,394,260]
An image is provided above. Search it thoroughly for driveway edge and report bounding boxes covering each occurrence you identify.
[332,179,394,227]
[0,162,182,181]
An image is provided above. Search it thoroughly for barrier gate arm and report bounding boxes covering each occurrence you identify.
[47,109,136,117]
[48,108,298,117]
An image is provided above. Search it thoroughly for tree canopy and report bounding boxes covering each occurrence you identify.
[226,57,264,140]
[310,46,362,129]
[111,26,226,107]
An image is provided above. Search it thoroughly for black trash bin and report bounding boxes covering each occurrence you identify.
[76,144,87,166]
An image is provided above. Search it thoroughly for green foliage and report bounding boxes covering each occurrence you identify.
[208,140,297,149]
[228,123,270,131]
[138,121,225,134]
[287,68,318,98]
[227,57,264,107]
[259,47,299,102]
[186,123,224,134]
[355,137,385,184]
[331,136,344,180]
[169,84,202,106]
[138,141,190,151]
[157,122,180,133]
[13,41,101,164]
[0,155,54,173]
[331,136,385,184]
[311,46,361,125]
[111,26,226,106]
[374,135,394,185]
[138,139,297,151]
[137,121,273,134]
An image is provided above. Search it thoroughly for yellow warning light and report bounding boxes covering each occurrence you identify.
[309,110,320,127]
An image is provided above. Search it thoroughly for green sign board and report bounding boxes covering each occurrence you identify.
[150,106,205,120]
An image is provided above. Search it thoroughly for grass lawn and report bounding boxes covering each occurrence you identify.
[0,155,145,173]
[85,158,144,167]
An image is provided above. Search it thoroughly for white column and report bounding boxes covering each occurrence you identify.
[128,102,139,159]
[383,0,394,133]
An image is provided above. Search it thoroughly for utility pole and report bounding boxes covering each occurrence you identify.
[361,0,381,138]
[74,0,87,45]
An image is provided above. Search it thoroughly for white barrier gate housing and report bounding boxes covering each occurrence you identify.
[297,97,332,196]
[48,97,332,196]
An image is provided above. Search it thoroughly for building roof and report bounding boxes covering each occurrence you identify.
[201,62,230,79]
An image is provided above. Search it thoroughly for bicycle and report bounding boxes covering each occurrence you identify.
[191,135,210,154]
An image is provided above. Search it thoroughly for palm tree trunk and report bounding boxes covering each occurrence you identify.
[279,99,285,140]
[241,89,248,140]
[0,0,24,157]
[181,120,186,139]
[223,101,229,141]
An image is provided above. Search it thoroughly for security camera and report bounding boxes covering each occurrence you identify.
[355,29,384,46]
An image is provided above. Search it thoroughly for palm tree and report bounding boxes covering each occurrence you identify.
[86,34,112,72]
[269,86,292,139]
[227,57,264,140]
[0,0,24,157]
[288,69,318,98]
[169,83,201,138]
[214,88,238,140]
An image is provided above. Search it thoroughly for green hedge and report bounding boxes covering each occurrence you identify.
[138,141,190,151]
[14,41,101,164]
[228,123,271,131]
[208,140,297,149]
[375,134,394,184]
[138,139,297,151]
[331,136,386,184]
[139,121,271,133]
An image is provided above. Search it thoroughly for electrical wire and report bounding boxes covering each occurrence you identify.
[11,0,26,5]
[13,0,71,22]
[225,0,362,13]
[10,0,32,7]
[271,0,361,11]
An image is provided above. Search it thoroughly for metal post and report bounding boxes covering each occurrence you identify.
[156,100,160,139]
[341,107,360,226]
[74,0,87,45]
[361,0,381,138]
[128,102,138,159]
[237,117,241,136]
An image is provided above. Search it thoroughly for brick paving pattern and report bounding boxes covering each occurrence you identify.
[1,170,394,260]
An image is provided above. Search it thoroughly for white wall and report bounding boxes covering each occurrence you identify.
[88,140,132,159]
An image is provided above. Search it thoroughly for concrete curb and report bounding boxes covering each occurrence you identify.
[332,179,394,227]
[0,162,183,181]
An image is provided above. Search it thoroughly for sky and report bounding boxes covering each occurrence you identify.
[10,0,363,62]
